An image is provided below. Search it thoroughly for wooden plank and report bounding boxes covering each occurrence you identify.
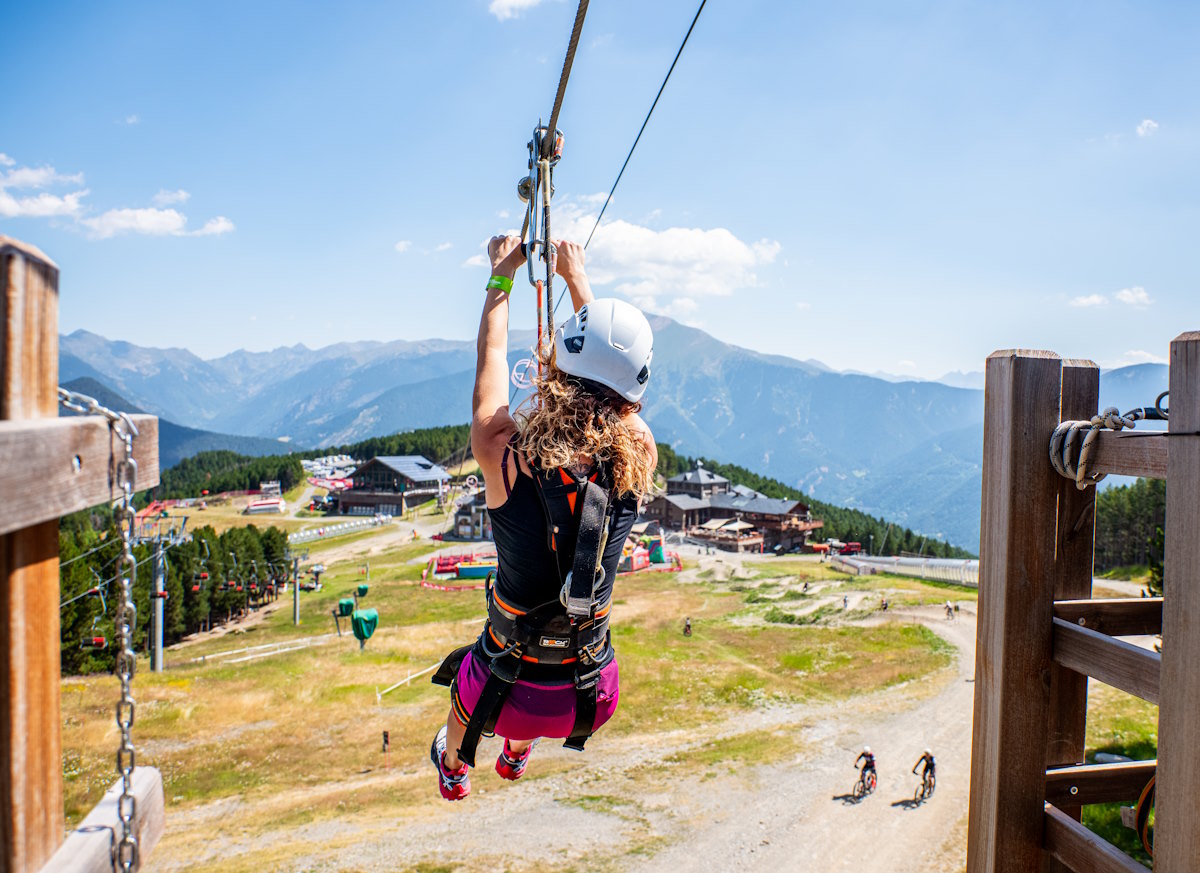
[1044,804,1151,873]
[1047,359,1100,858]
[1052,618,1160,704]
[36,768,164,873]
[1053,598,1163,637]
[1156,330,1200,872]
[1089,430,1167,480]
[0,238,58,421]
[0,236,63,873]
[1045,760,1157,806]
[0,415,160,536]
[967,349,1063,873]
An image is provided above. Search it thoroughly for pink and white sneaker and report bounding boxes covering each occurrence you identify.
[495,738,539,781]
[430,726,470,801]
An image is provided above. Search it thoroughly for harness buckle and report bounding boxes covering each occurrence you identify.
[574,663,603,691]
[488,654,521,685]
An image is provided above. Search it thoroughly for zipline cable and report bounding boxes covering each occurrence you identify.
[583,0,707,250]
[545,0,590,159]
[552,0,708,319]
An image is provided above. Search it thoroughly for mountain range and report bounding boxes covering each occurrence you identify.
[58,325,1169,551]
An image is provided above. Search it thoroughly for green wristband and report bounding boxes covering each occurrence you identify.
[486,275,514,294]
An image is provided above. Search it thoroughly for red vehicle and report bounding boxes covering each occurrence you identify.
[841,542,862,555]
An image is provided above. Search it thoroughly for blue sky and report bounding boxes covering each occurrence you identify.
[2,0,1197,378]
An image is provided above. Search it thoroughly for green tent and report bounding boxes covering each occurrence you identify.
[337,598,355,617]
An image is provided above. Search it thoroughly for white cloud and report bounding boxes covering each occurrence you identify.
[488,0,545,20]
[795,301,811,311]
[545,198,781,315]
[394,240,412,253]
[435,241,453,252]
[591,33,614,49]
[1137,119,1159,138]
[192,216,234,236]
[3,165,84,189]
[153,188,190,206]
[1113,349,1168,367]
[0,155,232,239]
[497,209,510,219]
[898,360,917,370]
[81,208,234,238]
[1116,286,1151,306]
[1069,294,1108,308]
[462,253,489,268]
[123,114,140,125]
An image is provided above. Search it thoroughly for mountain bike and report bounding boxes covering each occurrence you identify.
[853,766,877,799]
[914,770,936,803]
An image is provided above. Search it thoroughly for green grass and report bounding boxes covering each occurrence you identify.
[1097,564,1151,584]
[1081,683,1158,867]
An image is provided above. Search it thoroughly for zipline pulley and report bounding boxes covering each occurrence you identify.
[519,124,565,367]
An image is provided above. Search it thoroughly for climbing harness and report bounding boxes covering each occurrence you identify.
[432,455,618,767]
[59,386,141,871]
[1049,392,1169,490]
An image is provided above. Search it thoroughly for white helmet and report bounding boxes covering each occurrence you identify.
[554,298,653,403]
[863,746,871,754]
[925,748,932,756]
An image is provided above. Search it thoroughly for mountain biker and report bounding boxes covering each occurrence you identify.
[913,748,936,781]
[429,235,657,801]
[944,600,954,620]
[855,745,877,782]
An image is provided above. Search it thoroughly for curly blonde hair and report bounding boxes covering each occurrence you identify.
[514,347,656,499]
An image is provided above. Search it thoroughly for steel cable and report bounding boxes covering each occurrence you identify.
[545,0,590,158]
[552,0,708,318]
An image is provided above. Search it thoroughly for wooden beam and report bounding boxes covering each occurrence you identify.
[1156,330,1200,872]
[1045,760,1157,806]
[1047,359,1100,869]
[1088,430,1167,480]
[0,236,63,873]
[967,349,1062,873]
[1051,618,1160,705]
[36,768,164,873]
[0,415,160,536]
[1053,598,1162,637]
[1044,804,1151,873]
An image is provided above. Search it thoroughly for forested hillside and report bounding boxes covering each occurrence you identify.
[59,513,287,675]
[155,451,306,498]
[1094,478,1165,574]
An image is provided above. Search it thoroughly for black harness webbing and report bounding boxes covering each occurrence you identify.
[432,457,619,766]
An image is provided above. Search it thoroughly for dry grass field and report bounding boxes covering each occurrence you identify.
[59,536,1154,871]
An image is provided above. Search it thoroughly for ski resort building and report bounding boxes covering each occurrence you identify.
[338,455,450,516]
[642,463,823,551]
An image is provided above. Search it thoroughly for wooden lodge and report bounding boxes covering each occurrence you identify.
[338,455,450,516]
[642,462,823,551]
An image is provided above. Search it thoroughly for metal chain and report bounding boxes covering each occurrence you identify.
[59,386,141,870]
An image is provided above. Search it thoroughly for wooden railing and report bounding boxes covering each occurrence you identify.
[966,334,1200,873]
[1,237,162,873]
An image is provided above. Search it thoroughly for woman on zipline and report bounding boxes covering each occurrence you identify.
[430,234,657,800]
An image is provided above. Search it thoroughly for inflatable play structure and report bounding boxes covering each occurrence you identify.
[617,534,682,575]
[423,550,499,582]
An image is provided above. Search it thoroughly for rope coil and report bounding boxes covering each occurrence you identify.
[1049,397,1167,490]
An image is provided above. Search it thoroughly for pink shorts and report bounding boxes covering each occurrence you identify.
[452,649,620,742]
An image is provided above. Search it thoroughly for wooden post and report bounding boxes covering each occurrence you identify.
[1156,331,1200,872]
[0,238,63,873]
[1046,359,1099,866]
[967,349,1063,873]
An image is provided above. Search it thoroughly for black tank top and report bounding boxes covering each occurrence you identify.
[489,458,640,610]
